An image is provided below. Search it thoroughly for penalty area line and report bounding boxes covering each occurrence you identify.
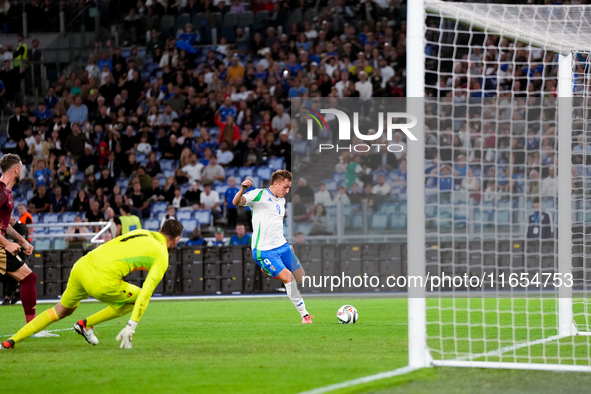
[298,365,418,394]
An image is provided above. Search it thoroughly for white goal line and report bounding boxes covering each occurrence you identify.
[28,222,112,244]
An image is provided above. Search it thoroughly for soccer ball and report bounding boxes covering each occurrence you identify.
[337,305,358,324]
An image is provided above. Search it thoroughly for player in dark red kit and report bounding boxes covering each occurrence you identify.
[0,154,57,337]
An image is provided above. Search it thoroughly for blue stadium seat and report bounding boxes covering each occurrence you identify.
[399,202,407,214]
[542,197,555,210]
[215,185,229,195]
[163,170,175,178]
[79,211,86,221]
[160,160,175,171]
[116,178,128,188]
[378,203,398,215]
[194,210,212,225]
[144,219,160,231]
[176,210,192,220]
[49,227,62,234]
[53,239,67,250]
[225,167,237,178]
[238,167,255,178]
[43,213,60,224]
[324,180,337,193]
[61,212,77,222]
[157,212,167,221]
[250,176,261,188]
[370,213,388,230]
[256,166,272,180]
[268,157,284,170]
[34,239,52,250]
[351,213,363,230]
[180,219,198,235]
[332,172,346,184]
[425,205,437,218]
[389,213,407,230]
[30,213,40,223]
[152,201,168,214]
[176,13,191,28]
[136,153,147,163]
[454,206,467,220]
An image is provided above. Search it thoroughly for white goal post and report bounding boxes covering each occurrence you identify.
[407,0,591,372]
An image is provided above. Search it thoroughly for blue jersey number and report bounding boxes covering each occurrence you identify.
[276,204,281,215]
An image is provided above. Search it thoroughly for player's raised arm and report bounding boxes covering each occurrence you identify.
[233,179,252,207]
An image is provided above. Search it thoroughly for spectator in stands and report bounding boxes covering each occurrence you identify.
[295,232,306,245]
[230,223,251,246]
[309,204,331,236]
[186,228,208,247]
[49,185,68,214]
[314,182,333,206]
[541,166,557,197]
[65,126,90,164]
[276,129,291,170]
[161,205,177,228]
[137,166,152,191]
[334,186,351,205]
[0,59,24,103]
[127,182,149,217]
[225,177,239,229]
[271,104,290,134]
[65,216,90,249]
[122,153,140,178]
[146,177,166,202]
[105,207,119,239]
[362,183,377,212]
[372,175,392,196]
[527,196,554,239]
[201,155,225,183]
[71,189,90,213]
[163,134,183,159]
[216,141,234,166]
[170,186,188,209]
[146,151,161,177]
[86,200,105,227]
[96,167,116,194]
[527,169,540,196]
[7,105,28,143]
[118,204,142,236]
[212,227,226,246]
[296,177,314,205]
[200,181,220,215]
[93,188,109,212]
[184,180,202,208]
[215,113,240,147]
[67,95,89,125]
[17,203,33,242]
[182,152,203,183]
[33,159,51,189]
[29,184,50,214]
[242,138,262,167]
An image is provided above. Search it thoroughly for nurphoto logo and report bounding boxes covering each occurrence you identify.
[304,107,418,153]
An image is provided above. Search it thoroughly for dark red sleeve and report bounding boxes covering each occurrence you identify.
[0,184,8,208]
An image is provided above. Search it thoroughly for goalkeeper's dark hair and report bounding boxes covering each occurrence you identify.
[161,219,184,239]
[0,154,22,172]
[270,169,292,185]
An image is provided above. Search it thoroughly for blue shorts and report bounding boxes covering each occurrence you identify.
[253,243,302,278]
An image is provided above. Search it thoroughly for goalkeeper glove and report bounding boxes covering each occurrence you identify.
[116,320,138,349]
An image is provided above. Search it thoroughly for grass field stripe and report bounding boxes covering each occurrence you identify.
[298,366,418,394]
[1,324,115,337]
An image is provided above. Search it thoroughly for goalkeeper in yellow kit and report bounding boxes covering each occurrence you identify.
[2,220,184,350]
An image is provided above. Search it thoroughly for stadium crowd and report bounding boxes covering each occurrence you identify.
[0,0,410,245]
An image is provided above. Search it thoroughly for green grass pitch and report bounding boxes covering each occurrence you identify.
[2,296,591,394]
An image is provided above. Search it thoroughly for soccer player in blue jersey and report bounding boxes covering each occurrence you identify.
[233,170,312,323]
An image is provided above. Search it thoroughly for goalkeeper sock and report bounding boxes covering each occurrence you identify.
[285,281,308,318]
[11,307,59,345]
[86,304,134,327]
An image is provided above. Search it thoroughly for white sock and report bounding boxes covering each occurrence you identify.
[285,281,308,318]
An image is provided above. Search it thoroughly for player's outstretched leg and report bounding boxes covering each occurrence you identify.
[2,306,61,349]
[278,269,312,323]
[75,304,134,345]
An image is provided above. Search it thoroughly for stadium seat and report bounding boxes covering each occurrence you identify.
[34,239,52,250]
[194,210,212,225]
[425,204,437,218]
[53,239,67,250]
[225,167,237,177]
[351,213,363,230]
[136,153,147,163]
[332,172,346,184]
[215,185,229,195]
[30,213,40,223]
[43,213,60,224]
[223,13,238,27]
[542,197,555,210]
[192,13,206,28]
[268,157,284,170]
[152,201,168,214]
[176,210,192,220]
[144,219,160,231]
[256,166,272,180]
[61,212,78,222]
[160,160,175,171]
[238,167,255,178]
[389,213,407,230]
[163,169,175,178]
[295,222,313,236]
[157,212,167,221]
[324,180,337,193]
[253,11,269,32]
[370,213,388,230]
[221,26,236,43]
[180,219,198,235]
[399,202,407,214]
[378,203,398,215]
[237,11,254,27]
[116,178,128,188]
[160,15,176,38]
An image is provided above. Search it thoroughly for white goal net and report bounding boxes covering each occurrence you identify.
[407,0,591,372]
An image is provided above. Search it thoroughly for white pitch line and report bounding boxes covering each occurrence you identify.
[1,324,115,338]
[452,334,567,362]
[298,366,418,394]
